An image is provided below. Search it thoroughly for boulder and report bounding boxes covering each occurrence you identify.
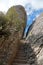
[26,13,43,65]
[0,5,27,65]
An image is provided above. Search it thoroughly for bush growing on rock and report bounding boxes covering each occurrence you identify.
[6,5,26,38]
[0,12,10,37]
[0,5,27,65]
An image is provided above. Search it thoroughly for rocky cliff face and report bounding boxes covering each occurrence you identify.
[6,5,27,38]
[0,5,27,65]
[26,13,43,65]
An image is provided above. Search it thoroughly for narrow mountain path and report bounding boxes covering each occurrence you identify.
[12,42,38,65]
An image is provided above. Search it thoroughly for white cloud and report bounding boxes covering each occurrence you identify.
[0,0,43,13]
[0,0,9,12]
[25,0,43,9]
[8,0,29,7]
[30,0,43,9]
[0,0,29,12]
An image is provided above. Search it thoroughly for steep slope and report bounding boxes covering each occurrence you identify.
[6,5,27,38]
[12,43,37,65]
[0,5,27,65]
[26,13,43,65]
[24,3,43,38]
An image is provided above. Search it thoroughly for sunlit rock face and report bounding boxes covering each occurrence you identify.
[0,5,27,65]
[6,5,27,39]
[29,13,43,35]
[26,13,43,65]
[15,5,27,38]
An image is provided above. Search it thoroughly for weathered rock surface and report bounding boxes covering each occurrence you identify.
[26,13,43,65]
[0,5,26,65]
[6,5,26,38]
[12,43,37,65]
[0,5,43,65]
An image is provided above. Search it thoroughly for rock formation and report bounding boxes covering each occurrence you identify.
[26,13,43,65]
[0,5,43,65]
[6,5,26,38]
[0,5,26,65]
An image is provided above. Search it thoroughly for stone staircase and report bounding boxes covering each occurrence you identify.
[12,13,43,65]
[12,43,37,65]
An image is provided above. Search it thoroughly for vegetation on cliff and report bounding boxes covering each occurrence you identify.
[0,12,11,37]
[0,5,26,65]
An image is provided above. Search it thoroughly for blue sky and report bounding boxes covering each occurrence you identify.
[0,0,43,37]
[0,0,43,13]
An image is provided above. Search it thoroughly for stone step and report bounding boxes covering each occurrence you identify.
[16,53,27,57]
[13,63,30,65]
[16,52,35,59]
[15,56,27,60]
[14,59,27,63]
[17,52,27,57]
[17,50,25,54]
[12,43,36,65]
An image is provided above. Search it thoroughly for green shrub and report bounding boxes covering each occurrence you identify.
[0,12,11,37]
